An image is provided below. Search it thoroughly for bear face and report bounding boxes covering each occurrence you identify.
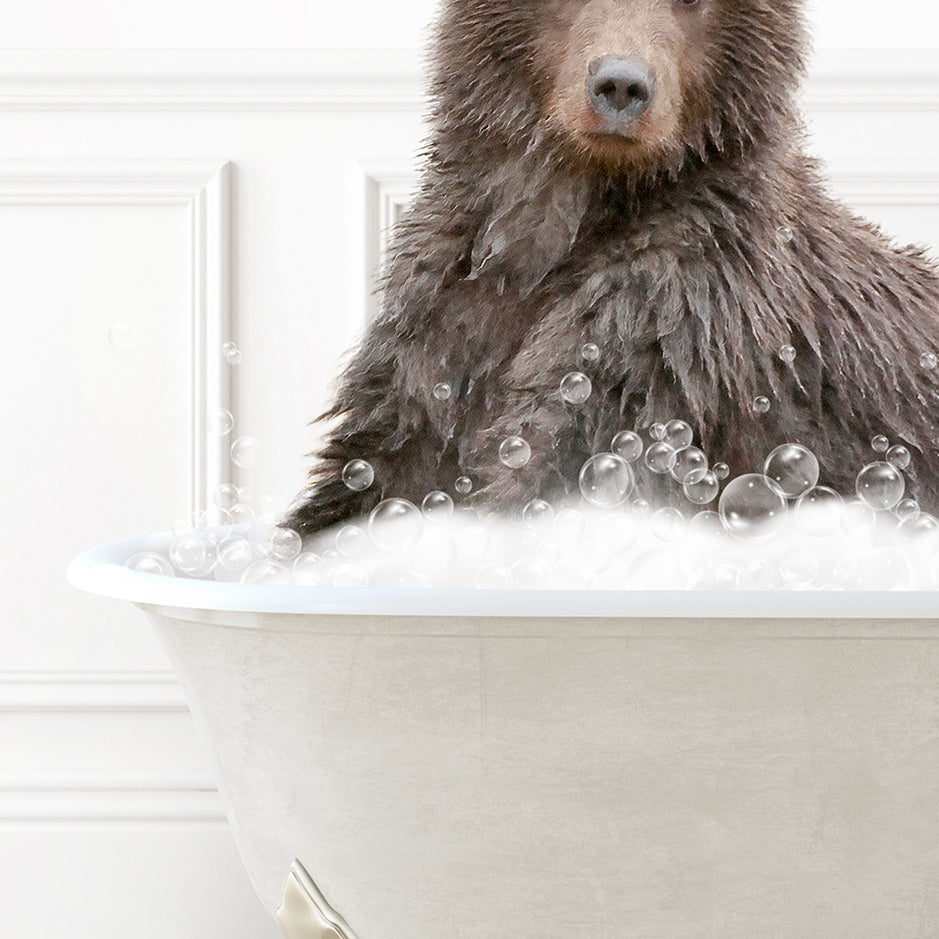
[431,0,807,175]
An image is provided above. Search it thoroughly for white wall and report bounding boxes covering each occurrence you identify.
[0,0,938,50]
[1,2,938,938]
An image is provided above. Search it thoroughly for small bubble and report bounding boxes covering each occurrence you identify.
[433,382,452,401]
[108,322,137,351]
[778,344,797,363]
[522,499,555,530]
[644,441,677,475]
[455,475,473,495]
[688,510,726,547]
[241,559,292,586]
[267,527,302,561]
[342,459,374,491]
[498,435,532,469]
[856,461,905,511]
[777,226,794,244]
[421,490,454,520]
[221,341,243,365]
[921,352,938,370]
[207,407,234,436]
[213,482,240,511]
[230,436,259,468]
[713,462,730,480]
[124,551,173,576]
[611,430,643,462]
[763,443,820,499]
[293,552,327,586]
[670,446,708,484]
[871,435,889,453]
[560,371,592,405]
[652,507,685,542]
[718,474,788,542]
[169,532,210,574]
[335,525,367,558]
[368,498,423,552]
[217,537,254,572]
[886,444,911,470]
[683,469,720,505]
[662,420,694,450]
[752,396,771,414]
[650,423,667,440]
[229,503,255,524]
[581,342,600,362]
[895,498,920,521]
[579,453,634,507]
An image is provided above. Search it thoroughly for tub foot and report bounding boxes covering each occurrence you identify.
[276,860,360,939]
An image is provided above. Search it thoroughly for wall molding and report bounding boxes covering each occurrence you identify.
[0,670,184,711]
[0,48,936,112]
[0,159,233,516]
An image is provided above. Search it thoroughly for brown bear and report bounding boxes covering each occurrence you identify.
[285,0,939,536]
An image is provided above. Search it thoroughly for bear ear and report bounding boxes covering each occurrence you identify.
[468,162,592,297]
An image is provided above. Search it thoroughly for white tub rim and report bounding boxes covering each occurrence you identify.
[66,527,939,620]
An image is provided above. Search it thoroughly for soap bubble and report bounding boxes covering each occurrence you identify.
[108,322,137,351]
[777,226,795,244]
[780,548,819,585]
[292,552,327,586]
[342,459,374,491]
[213,483,240,511]
[718,474,788,542]
[169,532,216,575]
[368,498,423,552]
[712,462,730,480]
[688,510,726,547]
[217,537,254,572]
[662,420,694,450]
[332,524,365,558]
[124,552,173,576]
[229,503,256,524]
[856,461,905,510]
[221,341,243,365]
[683,469,720,505]
[921,352,938,370]
[578,453,634,507]
[582,342,600,362]
[611,430,643,462]
[670,446,708,484]
[522,499,555,530]
[795,486,844,536]
[644,442,677,475]
[895,498,920,521]
[555,507,586,540]
[207,407,234,436]
[433,382,452,401]
[241,559,292,586]
[651,507,685,542]
[886,445,911,470]
[779,344,797,363]
[264,528,302,561]
[895,513,939,553]
[422,490,454,520]
[650,423,667,440]
[763,443,819,499]
[230,436,259,468]
[499,435,532,469]
[841,500,877,535]
[455,475,473,495]
[871,435,889,453]
[752,396,771,414]
[560,371,592,404]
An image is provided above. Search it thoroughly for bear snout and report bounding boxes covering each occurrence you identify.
[587,56,657,130]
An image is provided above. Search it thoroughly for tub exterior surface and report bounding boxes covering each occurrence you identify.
[142,604,939,939]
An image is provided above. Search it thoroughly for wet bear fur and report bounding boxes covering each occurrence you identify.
[286,0,939,535]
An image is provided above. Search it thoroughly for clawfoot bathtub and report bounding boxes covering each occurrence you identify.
[69,527,939,938]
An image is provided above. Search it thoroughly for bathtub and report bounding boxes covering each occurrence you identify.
[68,527,939,938]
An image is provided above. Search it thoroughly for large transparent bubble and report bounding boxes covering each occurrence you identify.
[718,474,788,542]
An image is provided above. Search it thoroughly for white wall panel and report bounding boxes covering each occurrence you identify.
[0,46,937,939]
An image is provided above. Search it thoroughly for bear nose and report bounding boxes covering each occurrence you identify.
[587,56,656,125]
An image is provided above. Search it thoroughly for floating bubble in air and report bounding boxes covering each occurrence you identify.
[124,551,173,576]
[662,420,694,451]
[342,459,374,491]
[422,490,454,520]
[231,436,259,468]
[712,462,730,480]
[207,407,234,436]
[455,475,473,495]
[921,352,938,370]
[650,423,667,440]
[670,446,707,484]
[683,469,720,505]
[578,453,634,508]
[611,430,643,463]
[886,445,911,470]
[779,344,797,363]
[560,371,592,404]
[871,435,889,453]
[763,443,819,499]
[213,483,240,511]
[221,341,243,365]
[217,537,253,573]
[499,435,532,469]
[752,396,771,414]
[263,527,301,562]
[581,343,600,362]
[108,322,136,351]
[895,498,920,521]
[856,461,905,511]
[433,382,452,401]
[169,532,214,575]
[368,498,423,552]
[777,226,795,244]
[644,441,677,475]
[522,499,555,530]
[651,507,684,542]
[335,524,367,558]
[718,474,788,542]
